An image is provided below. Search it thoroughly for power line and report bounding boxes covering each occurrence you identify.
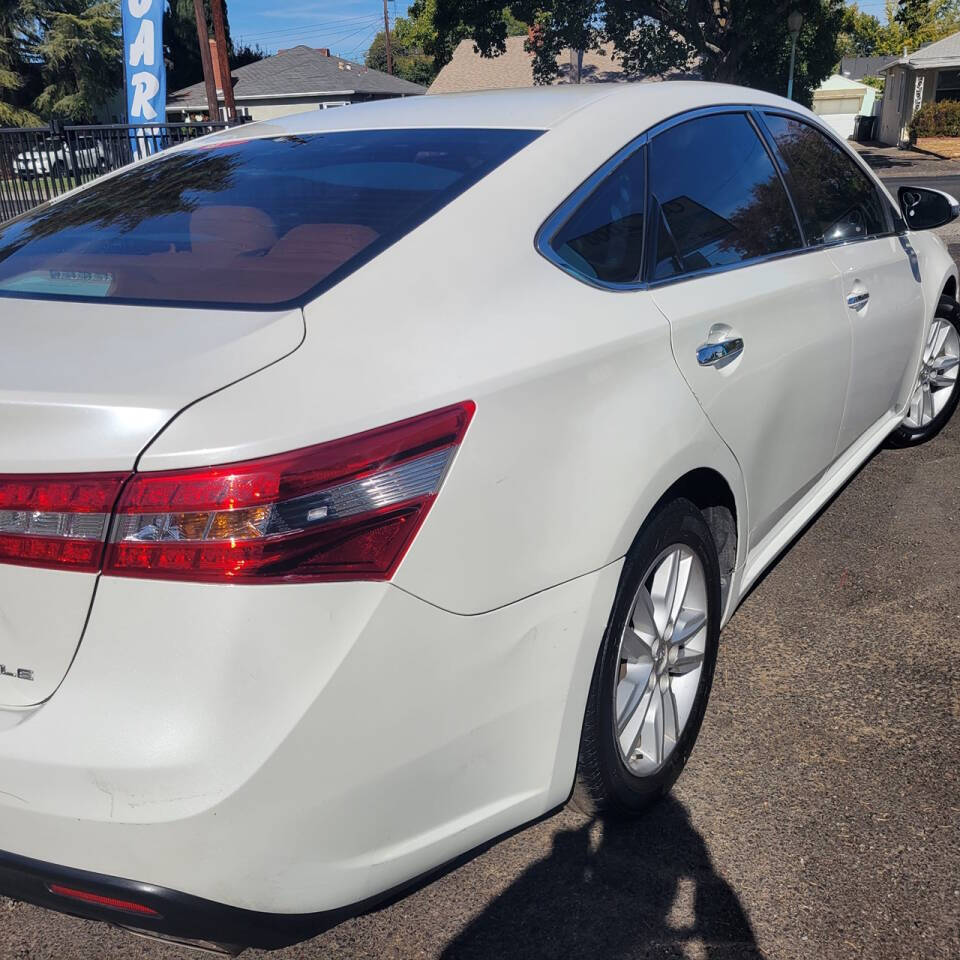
[235,13,381,44]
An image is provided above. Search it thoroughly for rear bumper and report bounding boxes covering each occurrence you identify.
[0,847,343,950]
[0,567,619,920]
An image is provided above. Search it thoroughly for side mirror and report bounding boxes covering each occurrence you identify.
[898,185,960,230]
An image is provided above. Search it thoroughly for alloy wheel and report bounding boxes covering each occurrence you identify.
[613,545,708,777]
[903,318,960,430]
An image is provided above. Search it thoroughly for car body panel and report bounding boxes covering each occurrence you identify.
[652,251,850,548]
[0,565,620,912]
[0,299,304,706]
[0,82,954,929]
[829,236,926,452]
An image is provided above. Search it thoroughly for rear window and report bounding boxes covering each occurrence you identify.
[0,128,540,309]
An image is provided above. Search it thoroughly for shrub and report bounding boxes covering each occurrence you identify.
[909,99,960,142]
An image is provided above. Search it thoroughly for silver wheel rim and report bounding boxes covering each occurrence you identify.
[613,545,708,777]
[903,318,960,430]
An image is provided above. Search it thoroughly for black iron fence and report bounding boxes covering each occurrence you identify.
[0,119,245,223]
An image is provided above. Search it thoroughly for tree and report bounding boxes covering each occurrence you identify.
[230,42,265,70]
[28,0,122,122]
[435,0,844,105]
[838,3,883,57]
[891,0,960,49]
[0,0,40,125]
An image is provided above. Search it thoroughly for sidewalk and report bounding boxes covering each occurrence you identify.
[850,140,960,178]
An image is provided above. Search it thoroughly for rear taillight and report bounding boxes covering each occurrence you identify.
[102,401,474,583]
[0,473,128,572]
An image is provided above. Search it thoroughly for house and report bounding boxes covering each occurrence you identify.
[876,30,960,145]
[811,74,877,139]
[428,36,624,93]
[167,45,426,122]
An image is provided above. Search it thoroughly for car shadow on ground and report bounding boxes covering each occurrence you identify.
[855,145,930,170]
[440,796,762,960]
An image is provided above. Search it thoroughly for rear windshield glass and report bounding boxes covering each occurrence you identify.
[0,128,540,309]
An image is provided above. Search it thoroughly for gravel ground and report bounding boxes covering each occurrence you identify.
[1,251,958,959]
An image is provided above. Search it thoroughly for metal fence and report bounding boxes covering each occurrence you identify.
[0,119,245,223]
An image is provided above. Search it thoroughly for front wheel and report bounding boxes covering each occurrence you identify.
[572,498,721,817]
[889,294,960,448]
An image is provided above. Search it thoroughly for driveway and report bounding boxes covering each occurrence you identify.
[1,266,958,959]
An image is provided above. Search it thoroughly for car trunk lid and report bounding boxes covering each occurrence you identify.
[0,297,304,706]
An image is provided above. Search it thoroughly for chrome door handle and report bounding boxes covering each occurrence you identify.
[847,291,870,309]
[696,337,744,366]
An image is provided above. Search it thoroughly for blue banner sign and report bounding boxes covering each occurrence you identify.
[122,0,166,126]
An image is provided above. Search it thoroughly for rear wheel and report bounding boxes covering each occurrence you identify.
[572,498,721,817]
[889,294,960,447]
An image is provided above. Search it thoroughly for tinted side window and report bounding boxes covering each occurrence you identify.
[648,113,802,281]
[763,114,887,245]
[550,147,645,284]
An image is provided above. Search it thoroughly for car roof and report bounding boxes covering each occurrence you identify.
[202,82,806,143]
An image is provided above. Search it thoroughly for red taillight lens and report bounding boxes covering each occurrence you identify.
[47,883,160,917]
[0,473,129,572]
[102,401,474,583]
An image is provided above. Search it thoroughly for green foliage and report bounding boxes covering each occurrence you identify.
[909,98,960,140]
[861,74,885,91]
[0,0,40,125]
[838,4,883,56]
[435,0,844,103]
[366,3,527,83]
[873,0,960,54]
[29,0,122,122]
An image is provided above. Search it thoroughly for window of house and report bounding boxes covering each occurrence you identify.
[762,113,887,245]
[549,146,646,284]
[647,112,802,282]
[936,70,960,102]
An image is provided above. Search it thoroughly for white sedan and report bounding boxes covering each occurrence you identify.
[0,83,956,952]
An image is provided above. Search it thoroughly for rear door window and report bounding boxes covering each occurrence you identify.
[761,113,888,245]
[0,128,540,308]
[647,112,803,281]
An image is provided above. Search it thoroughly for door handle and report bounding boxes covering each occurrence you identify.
[846,290,870,309]
[697,337,744,367]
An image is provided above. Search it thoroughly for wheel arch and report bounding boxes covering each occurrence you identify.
[642,467,740,612]
[942,275,956,301]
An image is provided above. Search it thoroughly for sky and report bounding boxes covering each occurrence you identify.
[225,1,398,63]
[223,0,899,64]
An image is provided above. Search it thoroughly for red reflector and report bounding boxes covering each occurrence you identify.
[48,883,160,917]
[103,401,475,584]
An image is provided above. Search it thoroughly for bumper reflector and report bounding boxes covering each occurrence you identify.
[47,883,161,917]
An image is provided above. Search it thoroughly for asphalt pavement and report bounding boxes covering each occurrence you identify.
[1,220,958,960]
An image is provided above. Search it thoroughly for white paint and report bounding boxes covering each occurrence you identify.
[129,70,160,119]
[0,82,954,923]
[128,16,154,67]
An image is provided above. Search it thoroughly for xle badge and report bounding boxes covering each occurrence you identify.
[0,664,34,681]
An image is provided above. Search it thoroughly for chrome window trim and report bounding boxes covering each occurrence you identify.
[535,102,902,294]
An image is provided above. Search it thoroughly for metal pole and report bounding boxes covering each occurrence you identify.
[209,0,237,122]
[382,0,393,75]
[787,31,798,100]
[192,0,219,121]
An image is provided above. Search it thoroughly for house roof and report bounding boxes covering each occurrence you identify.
[168,45,426,107]
[838,56,891,81]
[880,30,960,71]
[428,36,624,94]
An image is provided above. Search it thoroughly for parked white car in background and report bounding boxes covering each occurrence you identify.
[0,84,956,953]
[13,136,104,179]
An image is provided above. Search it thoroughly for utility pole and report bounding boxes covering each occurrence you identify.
[382,0,393,74]
[209,0,237,121]
[192,0,219,121]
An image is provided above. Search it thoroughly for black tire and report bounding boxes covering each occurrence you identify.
[572,498,721,818]
[888,294,960,448]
